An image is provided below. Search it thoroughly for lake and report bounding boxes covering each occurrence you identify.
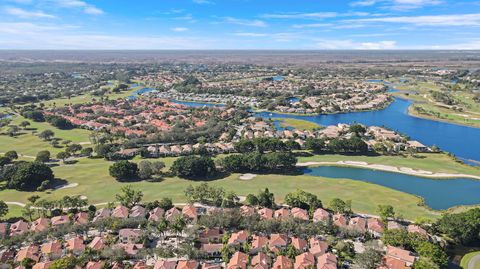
[127,87,156,100]
[171,100,225,107]
[304,166,480,210]
[256,98,480,164]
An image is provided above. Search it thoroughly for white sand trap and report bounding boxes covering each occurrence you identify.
[239,173,257,180]
[80,195,88,200]
[55,183,79,190]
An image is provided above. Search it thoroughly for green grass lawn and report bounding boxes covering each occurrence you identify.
[3,152,478,221]
[298,153,480,176]
[461,251,480,269]
[273,118,321,130]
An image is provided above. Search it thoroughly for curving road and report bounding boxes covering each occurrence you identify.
[468,253,480,269]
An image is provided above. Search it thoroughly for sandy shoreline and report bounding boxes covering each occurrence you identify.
[297,161,480,180]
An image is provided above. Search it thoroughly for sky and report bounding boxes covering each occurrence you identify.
[1,0,480,49]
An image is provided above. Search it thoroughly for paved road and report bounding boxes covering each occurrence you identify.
[468,254,480,269]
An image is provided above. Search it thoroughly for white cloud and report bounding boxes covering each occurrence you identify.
[223,17,267,27]
[349,13,480,26]
[4,6,56,18]
[53,0,104,15]
[262,12,337,20]
[315,39,397,49]
[292,23,332,29]
[172,27,188,32]
[350,0,443,10]
[234,32,267,37]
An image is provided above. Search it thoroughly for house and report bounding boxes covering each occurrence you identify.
[240,205,255,216]
[0,223,7,238]
[165,207,182,221]
[309,238,329,258]
[201,243,223,257]
[291,208,309,221]
[251,235,269,254]
[182,204,198,220]
[31,218,50,233]
[385,246,417,267]
[89,236,107,251]
[291,237,308,252]
[258,208,273,220]
[251,252,268,269]
[407,140,428,152]
[93,208,111,222]
[316,253,337,269]
[177,260,198,269]
[294,252,315,269]
[228,230,248,246]
[349,217,367,233]
[16,245,39,263]
[227,251,248,269]
[407,225,428,237]
[155,260,177,269]
[274,208,290,220]
[269,234,289,252]
[119,228,143,244]
[149,207,165,222]
[41,240,62,260]
[333,214,347,227]
[32,262,52,269]
[86,261,104,269]
[388,221,405,230]
[111,261,125,269]
[66,237,85,255]
[10,220,29,236]
[199,228,223,244]
[74,212,89,225]
[130,205,147,218]
[117,243,144,256]
[51,215,70,226]
[368,218,385,237]
[112,205,130,218]
[313,208,330,223]
[272,255,292,269]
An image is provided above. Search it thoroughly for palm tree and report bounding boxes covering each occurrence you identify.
[156,218,169,242]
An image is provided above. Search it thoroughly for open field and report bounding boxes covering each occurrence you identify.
[393,79,480,128]
[461,251,480,269]
[3,152,479,220]
[273,118,321,130]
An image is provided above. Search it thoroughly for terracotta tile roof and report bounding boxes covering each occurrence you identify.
[182,205,198,220]
[228,230,248,245]
[89,236,106,250]
[386,246,416,265]
[31,218,50,233]
[269,233,288,248]
[154,260,177,269]
[41,240,62,256]
[294,252,315,269]
[177,260,199,269]
[112,205,130,218]
[367,218,385,234]
[332,214,347,227]
[349,217,367,232]
[51,215,70,226]
[316,253,337,269]
[74,212,89,225]
[15,245,39,262]
[85,261,104,269]
[240,205,255,216]
[274,208,290,220]
[258,208,273,220]
[10,220,29,236]
[291,208,309,221]
[149,207,165,222]
[251,235,269,251]
[272,255,292,269]
[32,261,52,269]
[227,252,248,269]
[291,237,308,251]
[313,208,330,222]
[66,237,85,252]
[407,225,428,236]
[251,252,268,267]
[130,205,147,218]
[165,207,182,221]
[201,243,223,253]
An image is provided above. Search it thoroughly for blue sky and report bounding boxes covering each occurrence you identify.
[1,0,480,49]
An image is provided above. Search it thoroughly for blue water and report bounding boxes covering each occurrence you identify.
[304,166,480,210]
[127,87,156,100]
[172,100,225,107]
[273,75,284,81]
[288,97,301,103]
[366,79,384,83]
[256,98,480,163]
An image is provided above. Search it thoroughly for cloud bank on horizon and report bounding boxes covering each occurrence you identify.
[0,0,479,49]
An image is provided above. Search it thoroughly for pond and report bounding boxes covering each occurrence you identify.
[127,87,156,100]
[304,166,480,210]
[255,98,480,164]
